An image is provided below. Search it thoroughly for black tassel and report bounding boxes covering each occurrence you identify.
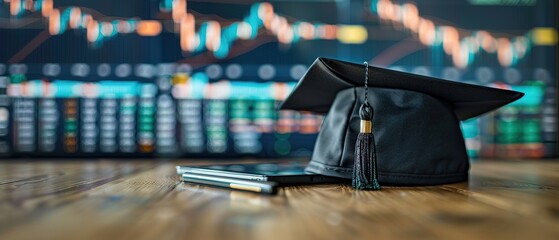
[352,102,381,190]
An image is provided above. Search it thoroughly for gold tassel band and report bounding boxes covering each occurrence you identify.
[360,120,372,133]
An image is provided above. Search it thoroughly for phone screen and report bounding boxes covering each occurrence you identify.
[195,162,309,176]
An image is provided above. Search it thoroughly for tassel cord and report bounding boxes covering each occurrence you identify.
[352,61,381,190]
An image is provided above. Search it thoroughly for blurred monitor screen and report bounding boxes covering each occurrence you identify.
[0,0,556,159]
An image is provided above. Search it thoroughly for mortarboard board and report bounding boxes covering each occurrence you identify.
[280,57,524,189]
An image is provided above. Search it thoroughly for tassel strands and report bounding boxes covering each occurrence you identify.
[352,62,381,190]
[352,103,381,190]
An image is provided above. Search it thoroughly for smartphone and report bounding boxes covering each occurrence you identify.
[176,162,345,185]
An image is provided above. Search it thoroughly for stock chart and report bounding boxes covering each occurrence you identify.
[0,0,556,158]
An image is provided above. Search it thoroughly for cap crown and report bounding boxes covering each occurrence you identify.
[307,87,469,185]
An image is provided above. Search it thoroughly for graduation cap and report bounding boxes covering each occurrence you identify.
[280,57,524,190]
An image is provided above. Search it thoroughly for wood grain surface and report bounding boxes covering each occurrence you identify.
[0,159,558,240]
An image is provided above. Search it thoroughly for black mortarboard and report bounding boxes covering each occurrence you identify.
[280,57,524,189]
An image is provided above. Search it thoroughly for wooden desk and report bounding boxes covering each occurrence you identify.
[0,159,558,240]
